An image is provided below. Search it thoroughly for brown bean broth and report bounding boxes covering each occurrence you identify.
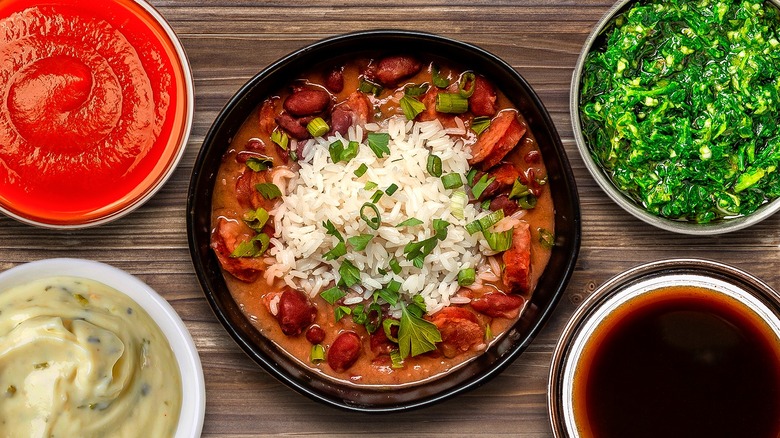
[211,58,554,386]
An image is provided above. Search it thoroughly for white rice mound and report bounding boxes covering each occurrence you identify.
[265,116,496,315]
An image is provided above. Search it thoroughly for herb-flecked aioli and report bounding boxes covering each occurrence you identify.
[580,0,780,223]
[0,277,182,437]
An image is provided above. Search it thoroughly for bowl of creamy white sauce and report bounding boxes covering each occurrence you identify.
[0,258,204,437]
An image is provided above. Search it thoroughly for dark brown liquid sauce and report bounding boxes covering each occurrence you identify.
[574,286,780,438]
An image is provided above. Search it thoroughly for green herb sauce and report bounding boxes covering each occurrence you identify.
[580,0,780,222]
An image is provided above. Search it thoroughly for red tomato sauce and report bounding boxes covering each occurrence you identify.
[0,0,188,225]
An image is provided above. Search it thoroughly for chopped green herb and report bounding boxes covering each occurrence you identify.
[347,234,373,251]
[471,116,491,135]
[254,182,282,200]
[246,156,273,172]
[323,241,347,260]
[367,132,391,158]
[517,195,537,210]
[335,305,352,321]
[322,219,344,242]
[358,77,383,96]
[398,301,441,358]
[338,260,361,288]
[396,217,423,227]
[390,350,404,369]
[388,258,402,275]
[432,64,449,88]
[404,83,429,96]
[538,228,555,249]
[243,207,269,231]
[229,233,270,258]
[399,95,427,120]
[271,130,289,151]
[508,180,531,199]
[320,287,346,305]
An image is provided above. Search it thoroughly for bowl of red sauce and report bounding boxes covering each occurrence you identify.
[0,0,193,228]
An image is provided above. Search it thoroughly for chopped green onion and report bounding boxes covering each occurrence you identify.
[310,344,325,363]
[450,188,467,220]
[364,181,378,191]
[387,279,402,294]
[471,174,495,199]
[246,156,273,172]
[378,267,388,276]
[348,234,373,251]
[458,71,476,97]
[323,241,347,260]
[271,130,289,150]
[360,202,381,230]
[371,190,384,204]
[397,217,423,227]
[306,117,329,137]
[481,199,491,210]
[390,350,404,369]
[441,173,463,189]
[427,154,443,177]
[432,64,449,88]
[338,260,361,287]
[352,305,367,325]
[320,287,346,305]
[399,95,426,120]
[458,267,476,286]
[471,116,491,135]
[384,319,400,343]
[342,141,360,162]
[465,168,479,185]
[289,150,299,162]
[335,305,352,321]
[433,219,450,240]
[485,324,493,341]
[354,163,369,177]
[379,288,399,307]
[358,77,383,96]
[465,209,505,235]
[404,83,429,96]
[243,207,269,231]
[229,233,270,258]
[389,258,402,275]
[538,228,555,249]
[367,132,391,158]
[385,183,399,196]
[483,229,513,251]
[255,182,282,200]
[329,140,344,163]
[436,93,469,114]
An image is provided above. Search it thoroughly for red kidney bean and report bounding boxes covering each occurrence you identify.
[469,76,498,117]
[489,194,520,216]
[373,55,422,87]
[327,331,362,372]
[276,288,317,336]
[524,149,541,164]
[306,325,326,344]
[471,293,525,319]
[324,66,344,93]
[329,106,353,136]
[283,88,331,117]
[275,112,310,140]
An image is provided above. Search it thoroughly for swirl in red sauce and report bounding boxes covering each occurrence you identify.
[0,0,187,225]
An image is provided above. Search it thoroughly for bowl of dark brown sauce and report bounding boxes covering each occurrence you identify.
[548,258,780,438]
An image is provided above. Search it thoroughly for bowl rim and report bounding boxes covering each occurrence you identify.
[0,258,205,437]
[570,0,780,235]
[188,28,581,412]
[0,0,194,230]
[547,257,780,436]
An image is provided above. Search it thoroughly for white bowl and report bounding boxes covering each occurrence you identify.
[0,258,205,437]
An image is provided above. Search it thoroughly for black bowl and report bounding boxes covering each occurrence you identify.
[187,30,581,412]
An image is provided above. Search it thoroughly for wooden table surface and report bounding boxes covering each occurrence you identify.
[6,1,780,436]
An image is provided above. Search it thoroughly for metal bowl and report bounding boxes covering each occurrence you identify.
[188,30,581,412]
[571,0,780,235]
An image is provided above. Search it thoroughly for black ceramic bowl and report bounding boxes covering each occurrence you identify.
[187,30,581,412]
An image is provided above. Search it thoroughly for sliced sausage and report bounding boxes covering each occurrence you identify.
[328,331,362,372]
[502,222,532,294]
[276,288,317,336]
[428,306,484,358]
[469,76,498,117]
[210,217,264,282]
[468,110,527,170]
[471,293,525,319]
[258,97,279,136]
[475,162,522,201]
